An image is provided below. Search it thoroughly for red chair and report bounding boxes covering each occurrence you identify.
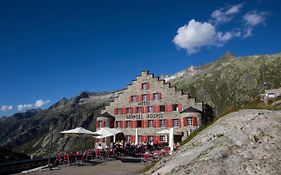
[142,153,150,163]
[55,153,62,165]
[63,153,70,165]
[95,149,102,159]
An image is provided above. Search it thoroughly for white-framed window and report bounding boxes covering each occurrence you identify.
[153,93,159,100]
[142,94,147,101]
[98,121,103,128]
[116,121,121,128]
[126,135,131,142]
[148,120,154,128]
[148,106,153,112]
[131,95,136,102]
[160,135,166,142]
[172,119,179,127]
[160,119,165,127]
[172,104,178,111]
[187,117,192,126]
[148,135,153,142]
[142,83,147,90]
[138,135,142,143]
[126,107,131,114]
[137,107,142,113]
[126,121,131,128]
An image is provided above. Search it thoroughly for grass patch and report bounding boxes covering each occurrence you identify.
[139,160,159,174]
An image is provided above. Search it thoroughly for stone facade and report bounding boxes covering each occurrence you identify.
[97,71,213,143]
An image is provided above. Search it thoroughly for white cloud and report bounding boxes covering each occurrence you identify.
[173,20,240,54]
[0,105,13,112]
[243,10,267,37]
[17,99,50,111]
[243,10,267,26]
[34,99,50,108]
[211,3,243,24]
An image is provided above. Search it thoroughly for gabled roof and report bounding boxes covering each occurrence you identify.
[100,111,114,117]
[180,106,202,113]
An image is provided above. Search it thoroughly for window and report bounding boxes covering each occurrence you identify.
[160,105,165,112]
[160,135,166,142]
[131,95,136,102]
[148,106,153,113]
[116,121,121,128]
[148,120,154,128]
[153,93,159,100]
[148,135,153,142]
[172,119,179,127]
[126,135,131,142]
[172,104,178,111]
[126,121,131,128]
[137,107,142,113]
[138,135,142,143]
[142,94,147,101]
[117,108,122,114]
[126,107,131,114]
[142,83,147,90]
[187,117,192,126]
[160,119,165,127]
[98,121,103,128]
[136,120,142,127]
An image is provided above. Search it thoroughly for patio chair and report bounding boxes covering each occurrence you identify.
[63,153,71,165]
[55,152,63,165]
[141,153,151,163]
[95,149,103,159]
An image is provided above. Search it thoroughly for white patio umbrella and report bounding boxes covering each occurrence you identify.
[157,129,170,134]
[60,127,100,150]
[169,128,174,153]
[94,127,121,143]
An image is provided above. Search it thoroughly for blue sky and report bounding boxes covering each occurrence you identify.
[0,0,280,116]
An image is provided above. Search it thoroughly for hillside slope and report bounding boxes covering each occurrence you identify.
[0,92,117,156]
[168,52,281,115]
[146,109,281,175]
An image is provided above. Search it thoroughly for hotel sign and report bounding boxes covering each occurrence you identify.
[125,113,164,120]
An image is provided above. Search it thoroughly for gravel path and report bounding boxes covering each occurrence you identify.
[20,160,145,175]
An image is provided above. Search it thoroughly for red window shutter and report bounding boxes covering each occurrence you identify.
[165,104,169,112]
[136,95,139,102]
[144,106,148,113]
[147,94,150,100]
[144,120,148,128]
[193,117,197,126]
[131,120,134,128]
[157,136,161,142]
[153,106,156,113]
[96,121,99,128]
[170,104,173,112]
[120,121,123,128]
[170,119,173,127]
[133,106,137,114]
[157,119,160,127]
[141,120,144,128]
[145,135,149,142]
[165,119,170,127]
[178,118,181,127]
[130,107,133,114]
[139,94,142,102]
[183,117,187,126]
[157,105,160,112]
[102,120,105,127]
[129,96,132,102]
[178,103,182,112]
[134,120,137,128]
[123,120,127,128]
[114,108,117,115]
[153,135,157,142]
[159,92,162,99]
[146,83,150,89]
[150,94,154,100]
[114,121,116,128]
[153,120,157,128]
[131,135,135,143]
[123,107,126,114]
[141,135,145,142]
[141,106,145,113]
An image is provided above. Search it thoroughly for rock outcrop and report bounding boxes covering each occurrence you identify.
[146,109,281,175]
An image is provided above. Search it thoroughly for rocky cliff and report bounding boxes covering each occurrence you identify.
[167,52,281,115]
[146,109,281,175]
